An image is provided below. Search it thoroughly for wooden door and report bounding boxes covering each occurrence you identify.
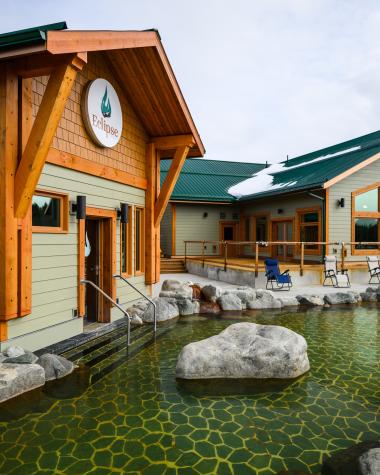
[272,219,294,261]
[220,222,238,257]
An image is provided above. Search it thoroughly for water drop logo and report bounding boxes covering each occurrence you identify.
[101,86,112,118]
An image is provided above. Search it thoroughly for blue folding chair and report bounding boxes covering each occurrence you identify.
[265,258,292,291]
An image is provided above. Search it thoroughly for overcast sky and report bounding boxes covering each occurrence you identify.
[2,0,380,163]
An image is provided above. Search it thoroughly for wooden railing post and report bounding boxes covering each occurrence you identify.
[300,242,304,276]
[341,241,345,271]
[255,242,259,277]
[224,242,228,271]
[202,241,205,268]
[184,241,187,267]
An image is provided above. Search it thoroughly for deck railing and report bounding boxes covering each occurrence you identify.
[183,240,379,276]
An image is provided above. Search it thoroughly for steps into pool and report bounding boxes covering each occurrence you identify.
[61,324,168,385]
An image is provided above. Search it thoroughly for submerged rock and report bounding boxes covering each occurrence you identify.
[37,354,75,381]
[296,295,324,306]
[321,440,380,475]
[142,297,179,323]
[359,448,380,475]
[130,315,143,325]
[217,293,243,311]
[176,322,310,380]
[0,363,45,403]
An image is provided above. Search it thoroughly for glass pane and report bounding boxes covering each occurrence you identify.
[301,225,318,249]
[223,226,233,240]
[355,218,379,249]
[121,223,127,274]
[256,217,267,241]
[135,210,141,271]
[301,212,318,223]
[32,195,60,227]
[355,188,378,212]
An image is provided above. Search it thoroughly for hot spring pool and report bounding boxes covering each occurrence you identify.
[0,305,379,474]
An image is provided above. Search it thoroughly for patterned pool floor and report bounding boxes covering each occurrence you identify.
[0,305,379,474]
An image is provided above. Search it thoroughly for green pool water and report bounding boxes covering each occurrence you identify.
[0,306,379,474]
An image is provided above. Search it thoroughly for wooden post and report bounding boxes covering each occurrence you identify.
[224,242,228,271]
[341,242,345,271]
[255,242,259,277]
[0,65,19,320]
[184,241,187,267]
[145,143,157,285]
[300,242,305,276]
[202,241,205,268]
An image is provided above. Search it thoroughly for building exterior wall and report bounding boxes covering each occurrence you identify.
[173,203,239,256]
[32,52,148,180]
[4,164,147,351]
[240,192,323,260]
[329,158,380,261]
[161,204,173,257]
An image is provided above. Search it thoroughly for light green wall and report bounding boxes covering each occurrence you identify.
[172,203,239,256]
[329,158,380,260]
[5,163,147,351]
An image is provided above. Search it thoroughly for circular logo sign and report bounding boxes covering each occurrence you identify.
[81,78,123,148]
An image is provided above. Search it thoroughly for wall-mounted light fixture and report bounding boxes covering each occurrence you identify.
[277,208,284,214]
[119,203,129,223]
[71,195,86,219]
[337,198,345,208]
[202,212,208,218]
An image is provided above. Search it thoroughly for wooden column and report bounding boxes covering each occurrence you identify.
[145,143,157,284]
[0,65,19,320]
[155,150,161,282]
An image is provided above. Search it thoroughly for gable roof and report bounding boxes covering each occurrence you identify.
[0,22,204,157]
[232,130,380,201]
[161,159,264,202]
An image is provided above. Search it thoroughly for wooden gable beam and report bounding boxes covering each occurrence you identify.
[14,54,86,219]
[154,144,190,228]
[152,134,195,151]
[11,52,88,79]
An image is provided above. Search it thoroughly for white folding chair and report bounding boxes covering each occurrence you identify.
[366,256,380,284]
[323,255,350,288]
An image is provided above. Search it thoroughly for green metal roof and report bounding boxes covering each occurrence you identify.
[0,22,67,52]
[160,159,264,202]
[239,130,380,201]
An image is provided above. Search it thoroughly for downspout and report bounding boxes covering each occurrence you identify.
[307,191,326,262]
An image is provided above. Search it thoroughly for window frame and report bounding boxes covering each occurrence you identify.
[251,213,271,254]
[295,207,322,255]
[351,183,380,255]
[120,206,133,277]
[32,190,69,234]
[134,206,145,275]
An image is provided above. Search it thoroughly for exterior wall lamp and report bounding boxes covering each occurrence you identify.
[119,203,129,223]
[70,195,86,219]
[203,212,208,218]
[337,198,345,208]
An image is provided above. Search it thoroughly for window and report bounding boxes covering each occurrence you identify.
[32,191,68,233]
[352,184,380,253]
[255,216,268,242]
[120,207,133,276]
[134,207,145,274]
[296,208,321,254]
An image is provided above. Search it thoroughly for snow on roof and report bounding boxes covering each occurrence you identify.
[228,145,361,198]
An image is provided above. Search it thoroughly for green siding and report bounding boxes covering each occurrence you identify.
[329,158,380,260]
[161,204,173,256]
[6,163,147,350]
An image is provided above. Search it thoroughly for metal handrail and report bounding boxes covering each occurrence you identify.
[80,279,131,346]
[113,274,157,333]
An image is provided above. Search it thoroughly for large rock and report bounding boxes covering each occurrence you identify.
[142,297,179,323]
[278,296,300,307]
[360,292,378,302]
[247,290,282,309]
[199,301,221,314]
[176,322,310,380]
[0,363,45,403]
[3,350,38,364]
[191,284,202,300]
[160,280,193,299]
[217,293,243,311]
[227,287,256,304]
[130,315,143,325]
[296,294,324,306]
[37,354,75,381]
[321,440,380,475]
[201,285,222,303]
[4,346,25,358]
[324,291,360,305]
[359,448,380,475]
[177,298,196,316]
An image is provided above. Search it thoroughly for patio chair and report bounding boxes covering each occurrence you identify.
[264,258,292,291]
[366,256,380,284]
[323,255,350,288]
